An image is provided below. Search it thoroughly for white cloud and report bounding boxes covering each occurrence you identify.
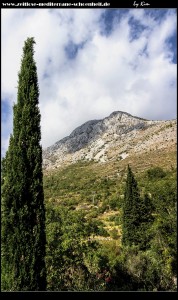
[1,8,177,156]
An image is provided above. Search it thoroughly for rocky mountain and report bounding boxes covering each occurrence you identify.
[42,111,176,170]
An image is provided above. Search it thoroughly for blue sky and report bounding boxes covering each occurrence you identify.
[1,8,177,157]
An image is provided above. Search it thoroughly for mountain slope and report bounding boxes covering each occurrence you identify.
[43,111,176,170]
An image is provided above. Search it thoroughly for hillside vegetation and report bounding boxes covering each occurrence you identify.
[43,149,177,291]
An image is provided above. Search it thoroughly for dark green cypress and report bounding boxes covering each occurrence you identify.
[1,37,46,291]
[122,165,153,249]
[122,165,142,247]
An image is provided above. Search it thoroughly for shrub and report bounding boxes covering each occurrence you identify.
[147,167,166,180]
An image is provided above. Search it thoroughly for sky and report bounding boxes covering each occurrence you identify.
[1,8,177,157]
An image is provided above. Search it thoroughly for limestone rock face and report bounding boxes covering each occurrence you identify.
[42,111,176,170]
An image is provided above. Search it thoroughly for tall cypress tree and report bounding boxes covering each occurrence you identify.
[122,165,153,249]
[1,37,46,291]
[122,165,141,247]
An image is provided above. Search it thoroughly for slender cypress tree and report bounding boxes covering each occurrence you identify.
[122,165,153,249]
[122,165,142,247]
[1,37,46,291]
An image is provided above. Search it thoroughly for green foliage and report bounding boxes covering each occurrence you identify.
[1,38,46,291]
[120,167,177,290]
[122,165,141,246]
[122,165,154,250]
[147,167,166,179]
[118,244,177,291]
[110,228,119,240]
[45,204,109,290]
[109,214,121,225]
[42,162,176,291]
[149,180,177,280]
[109,196,120,210]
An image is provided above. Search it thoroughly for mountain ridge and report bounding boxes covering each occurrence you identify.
[43,110,176,170]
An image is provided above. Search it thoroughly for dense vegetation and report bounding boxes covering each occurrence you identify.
[43,161,177,291]
[1,38,46,291]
